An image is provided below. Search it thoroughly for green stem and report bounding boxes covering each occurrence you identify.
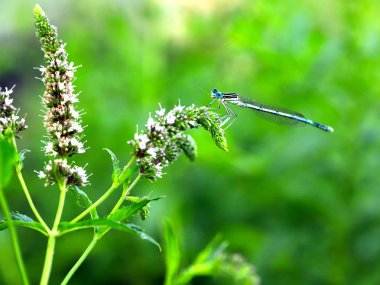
[60,237,98,285]
[0,185,30,285]
[40,181,67,285]
[70,184,117,223]
[110,174,142,214]
[70,157,136,223]
[172,267,198,285]
[11,137,49,233]
[60,158,140,282]
[96,174,142,239]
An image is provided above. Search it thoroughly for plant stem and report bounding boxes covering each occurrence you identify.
[0,185,30,285]
[110,174,142,214]
[96,174,142,239]
[70,156,136,223]
[40,181,67,285]
[60,236,98,285]
[70,184,117,223]
[60,158,140,282]
[11,137,49,233]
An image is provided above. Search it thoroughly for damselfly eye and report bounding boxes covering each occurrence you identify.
[211,88,223,99]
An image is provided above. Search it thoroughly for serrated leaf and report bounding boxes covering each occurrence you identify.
[127,223,161,250]
[0,212,47,235]
[70,186,98,219]
[103,148,121,182]
[109,197,161,222]
[59,219,160,249]
[164,220,181,285]
[0,140,16,187]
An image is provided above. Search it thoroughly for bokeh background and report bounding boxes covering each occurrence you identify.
[1,0,380,284]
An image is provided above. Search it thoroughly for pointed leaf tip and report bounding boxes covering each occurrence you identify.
[103,148,121,181]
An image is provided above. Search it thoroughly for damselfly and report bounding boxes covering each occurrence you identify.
[209,88,334,132]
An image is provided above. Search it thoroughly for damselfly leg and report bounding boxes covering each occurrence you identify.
[208,96,237,129]
[219,100,237,129]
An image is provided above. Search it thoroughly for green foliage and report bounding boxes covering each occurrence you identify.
[103,148,122,182]
[164,220,181,285]
[164,221,259,285]
[58,219,160,249]
[70,186,99,219]
[110,196,160,222]
[0,212,46,235]
[0,140,16,187]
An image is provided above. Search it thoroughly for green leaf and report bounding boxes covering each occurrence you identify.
[59,219,161,249]
[164,220,181,285]
[194,234,227,264]
[70,186,99,219]
[173,235,227,285]
[109,196,161,222]
[103,148,121,182]
[0,212,47,235]
[0,140,16,187]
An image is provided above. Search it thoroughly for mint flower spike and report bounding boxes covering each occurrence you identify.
[129,103,228,181]
[0,85,27,138]
[34,6,88,187]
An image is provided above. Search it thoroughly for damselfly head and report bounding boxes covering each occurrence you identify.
[211,88,223,99]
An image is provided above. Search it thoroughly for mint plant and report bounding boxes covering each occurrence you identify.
[164,221,260,285]
[0,4,260,285]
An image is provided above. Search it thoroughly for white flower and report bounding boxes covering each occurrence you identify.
[166,112,176,124]
[72,165,89,185]
[4,86,14,96]
[155,163,163,178]
[5,97,13,106]
[19,118,26,125]
[58,137,70,148]
[66,69,74,78]
[155,125,165,132]
[173,105,184,112]
[55,45,66,56]
[0,117,7,125]
[39,66,47,76]
[134,133,150,149]
[55,59,62,67]
[71,138,85,153]
[156,107,165,117]
[58,81,65,91]
[146,117,156,129]
[45,142,55,155]
[146,147,157,158]
[69,121,83,133]
[45,162,53,172]
[37,171,47,179]
[70,108,79,119]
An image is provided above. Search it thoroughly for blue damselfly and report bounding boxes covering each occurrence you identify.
[209,88,334,132]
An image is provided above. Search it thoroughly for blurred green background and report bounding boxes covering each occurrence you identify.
[1,0,380,284]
